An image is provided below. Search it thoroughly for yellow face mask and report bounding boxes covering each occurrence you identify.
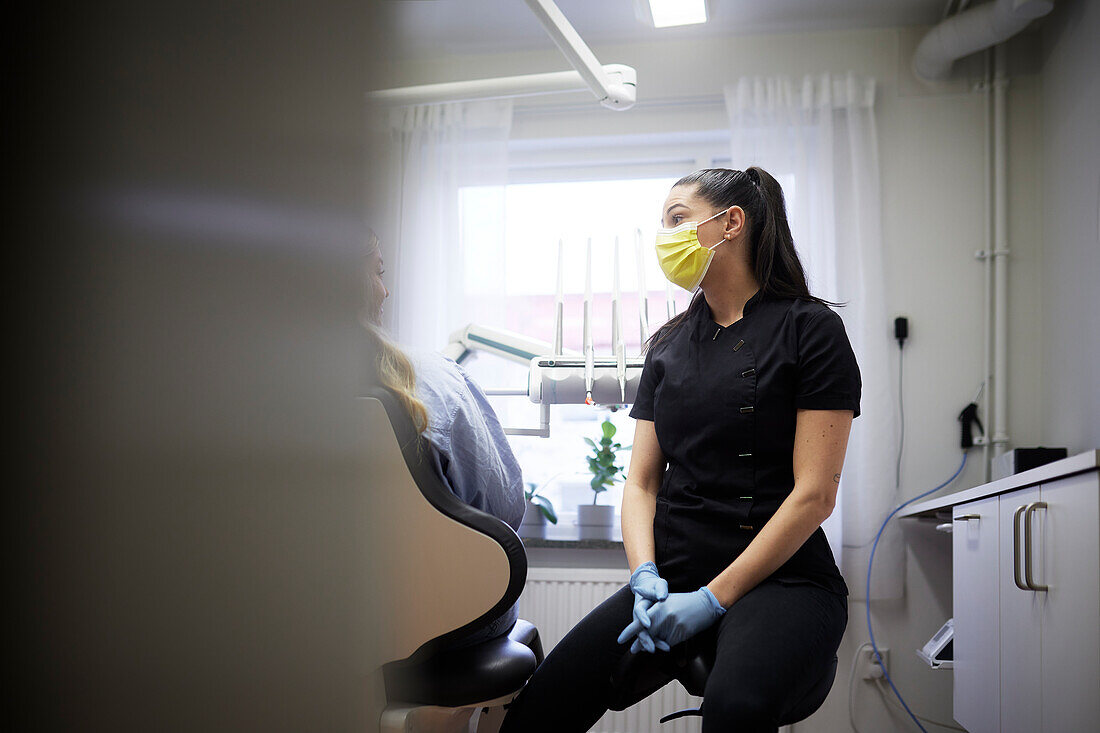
[654,209,727,292]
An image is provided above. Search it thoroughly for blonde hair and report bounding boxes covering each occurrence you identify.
[362,228,382,326]
[363,323,430,434]
[362,228,428,434]
[362,321,430,436]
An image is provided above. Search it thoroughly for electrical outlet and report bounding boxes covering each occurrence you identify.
[857,647,889,681]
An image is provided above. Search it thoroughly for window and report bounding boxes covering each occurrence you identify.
[453,131,797,525]
[458,176,692,522]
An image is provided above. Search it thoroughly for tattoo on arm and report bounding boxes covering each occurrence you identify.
[833,473,842,484]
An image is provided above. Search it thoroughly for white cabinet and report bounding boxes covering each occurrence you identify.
[950,468,1100,732]
[953,495,1001,733]
[997,485,1042,733]
[1037,472,1100,732]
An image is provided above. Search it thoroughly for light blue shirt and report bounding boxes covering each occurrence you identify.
[410,350,526,532]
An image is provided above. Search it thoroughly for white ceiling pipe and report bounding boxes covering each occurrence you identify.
[991,44,1011,459]
[913,0,1054,81]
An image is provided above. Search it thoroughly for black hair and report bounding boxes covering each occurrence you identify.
[645,166,841,351]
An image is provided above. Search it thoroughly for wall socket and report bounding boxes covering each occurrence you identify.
[857,647,889,681]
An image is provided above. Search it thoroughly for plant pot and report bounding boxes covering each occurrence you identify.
[519,499,547,539]
[577,503,616,541]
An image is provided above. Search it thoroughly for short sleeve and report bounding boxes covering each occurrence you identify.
[629,346,660,421]
[795,309,862,418]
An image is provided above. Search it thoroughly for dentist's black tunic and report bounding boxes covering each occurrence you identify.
[500,288,861,733]
[631,287,860,595]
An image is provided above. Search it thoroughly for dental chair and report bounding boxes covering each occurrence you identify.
[609,636,837,727]
[364,387,543,733]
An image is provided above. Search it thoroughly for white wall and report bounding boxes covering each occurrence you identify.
[1040,0,1100,452]
[395,21,1052,732]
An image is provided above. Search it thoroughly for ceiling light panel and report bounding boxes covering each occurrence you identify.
[648,0,708,28]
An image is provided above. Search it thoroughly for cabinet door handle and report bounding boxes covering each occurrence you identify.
[1023,501,1048,592]
[953,514,981,521]
[1012,505,1028,591]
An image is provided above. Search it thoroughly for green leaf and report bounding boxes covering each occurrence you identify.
[602,420,617,439]
[530,495,558,524]
[583,437,597,449]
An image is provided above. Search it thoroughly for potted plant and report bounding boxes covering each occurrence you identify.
[578,418,625,539]
[519,480,558,539]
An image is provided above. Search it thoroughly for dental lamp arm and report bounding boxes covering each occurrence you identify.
[366,0,635,110]
[522,0,636,110]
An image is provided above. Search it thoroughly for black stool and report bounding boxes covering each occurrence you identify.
[610,639,837,725]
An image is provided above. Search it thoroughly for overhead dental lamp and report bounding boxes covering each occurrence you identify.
[367,0,637,111]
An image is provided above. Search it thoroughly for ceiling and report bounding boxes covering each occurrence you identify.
[390,0,950,59]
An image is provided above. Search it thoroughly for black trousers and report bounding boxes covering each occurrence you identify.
[499,579,847,733]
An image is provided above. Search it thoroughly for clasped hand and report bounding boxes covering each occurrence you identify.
[617,581,726,654]
[623,562,668,654]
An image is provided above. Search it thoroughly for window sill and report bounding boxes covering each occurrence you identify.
[519,521,624,549]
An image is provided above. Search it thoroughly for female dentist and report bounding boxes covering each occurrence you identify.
[500,167,860,733]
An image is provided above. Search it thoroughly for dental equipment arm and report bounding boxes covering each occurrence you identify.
[522,0,636,110]
[443,324,557,438]
[366,0,636,110]
[443,324,562,367]
[444,231,658,436]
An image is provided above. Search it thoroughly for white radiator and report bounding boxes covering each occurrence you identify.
[517,567,703,733]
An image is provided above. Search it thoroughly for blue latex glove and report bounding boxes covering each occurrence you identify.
[625,597,671,654]
[619,562,669,654]
[644,587,726,648]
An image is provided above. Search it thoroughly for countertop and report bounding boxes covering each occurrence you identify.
[899,449,1099,520]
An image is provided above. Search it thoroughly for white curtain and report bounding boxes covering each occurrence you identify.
[382,100,513,353]
[725,74,902,600]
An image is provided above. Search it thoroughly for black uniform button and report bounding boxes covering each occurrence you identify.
[741,368,755,378]
[740,406,754,414]
[733,339,745,352]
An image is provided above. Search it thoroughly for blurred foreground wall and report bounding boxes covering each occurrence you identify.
[12,2,396,730]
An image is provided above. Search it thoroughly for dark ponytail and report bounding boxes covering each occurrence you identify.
[645,166,840,351]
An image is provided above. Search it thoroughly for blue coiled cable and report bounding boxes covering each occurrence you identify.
[865,451,968,733]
